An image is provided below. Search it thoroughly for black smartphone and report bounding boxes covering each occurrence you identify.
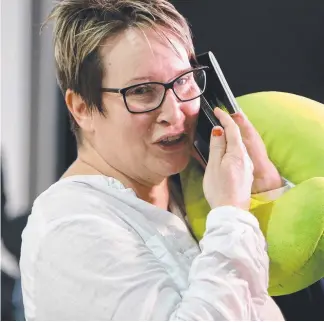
[193,51,241,164]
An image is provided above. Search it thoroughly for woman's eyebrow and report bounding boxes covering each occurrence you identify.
[173,66,194,77]
[125,67,194,86]
[126,76,153,84]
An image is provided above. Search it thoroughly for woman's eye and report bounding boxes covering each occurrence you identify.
[176,75,191,86]
[129,85,151,95]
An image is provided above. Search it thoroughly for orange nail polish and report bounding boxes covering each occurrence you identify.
[212,128,223,137]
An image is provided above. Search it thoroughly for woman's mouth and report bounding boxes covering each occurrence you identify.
[159,133,184,145]
[156,133,188,150]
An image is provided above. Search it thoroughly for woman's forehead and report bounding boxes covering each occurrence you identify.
[100,27,190,86]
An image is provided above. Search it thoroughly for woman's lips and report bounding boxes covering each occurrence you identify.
[155,134,188,152]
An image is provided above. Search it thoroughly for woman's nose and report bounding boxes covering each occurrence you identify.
[156,90,186,125]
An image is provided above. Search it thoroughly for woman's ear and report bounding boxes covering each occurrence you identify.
[65,89,94,133]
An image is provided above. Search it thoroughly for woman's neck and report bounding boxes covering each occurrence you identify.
[61,149,170,211]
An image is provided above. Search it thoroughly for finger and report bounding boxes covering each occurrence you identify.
[244,147,254,174]
[208,126,226,165]
[231,112,255,138]
[232,111,268,160]
[213,107,244,153]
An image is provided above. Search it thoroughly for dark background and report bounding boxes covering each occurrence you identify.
[172,0,324,102]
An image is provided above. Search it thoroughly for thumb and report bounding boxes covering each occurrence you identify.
[208,126,226,164]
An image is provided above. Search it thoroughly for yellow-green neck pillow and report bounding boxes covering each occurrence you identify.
[180,91,324,296]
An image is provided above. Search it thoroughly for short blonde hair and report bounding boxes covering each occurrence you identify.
[45,0,195,136]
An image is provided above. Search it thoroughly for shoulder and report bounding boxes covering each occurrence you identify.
[20,177,146,321]
[31,175,137,223]
[20,175,146,283]
[20,175,143,268]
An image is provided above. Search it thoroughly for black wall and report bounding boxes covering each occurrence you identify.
[171,0,324,103]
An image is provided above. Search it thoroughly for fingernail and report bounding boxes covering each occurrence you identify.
[233,112,247,120]
[231,112,241,118]
[212,127,223,137]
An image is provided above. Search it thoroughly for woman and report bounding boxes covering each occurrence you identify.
[20,0,288,320]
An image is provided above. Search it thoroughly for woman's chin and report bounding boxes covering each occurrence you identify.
[161,153,191,176]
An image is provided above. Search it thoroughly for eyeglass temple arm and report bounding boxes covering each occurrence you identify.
[100,88,121,93]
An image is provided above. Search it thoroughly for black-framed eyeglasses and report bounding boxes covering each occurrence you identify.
[100,66,209,113]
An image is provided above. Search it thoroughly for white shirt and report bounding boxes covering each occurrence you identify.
[20,175,286,320]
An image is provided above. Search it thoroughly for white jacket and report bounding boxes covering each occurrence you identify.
[20,175,288,320]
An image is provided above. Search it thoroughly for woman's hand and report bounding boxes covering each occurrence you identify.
[231,112,283,194]
[203,108,254,210]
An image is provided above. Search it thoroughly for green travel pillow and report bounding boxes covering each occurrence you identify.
[180,91,324,296]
